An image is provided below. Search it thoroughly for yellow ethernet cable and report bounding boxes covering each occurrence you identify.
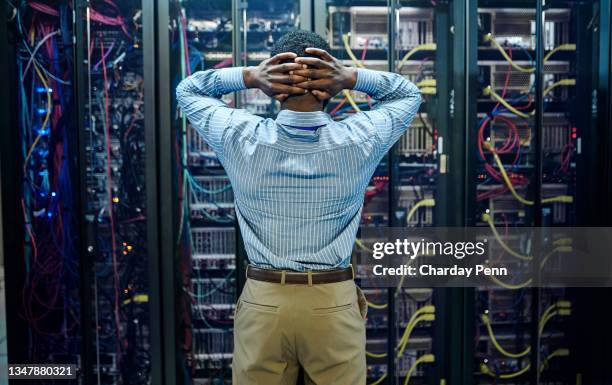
[397,307,435,357]
[484,33,535,73]
[481,348,569,379]
[24,63,52,173]
[540,245,573,269]
[553,238,573,246]
[482,212,533,261]
[366,351,387,359]
[403,354,435,385]
[417,79,437,87]
[484,33,576,71]
[481,313,531,358]
[367,300,388,310]
[420,87,437,95]
[397,43,437,71]
[483,86,530,118]
[483,141,574,205]
[355,238,372,252]
[366,305,436,358]
[406,199,436,225]
[483,79,576,117]
[540,349,570,372]
[369,374,387,385]
[539,307,572,335]
[544,44,577,62]
[480,362,531,379]
[543,79,576,97]
[342,34,365,68]
[342,89,362,112]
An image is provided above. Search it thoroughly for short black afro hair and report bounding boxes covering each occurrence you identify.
[271,30,330,58]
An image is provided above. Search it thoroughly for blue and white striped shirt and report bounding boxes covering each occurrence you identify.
[176,67,421,271]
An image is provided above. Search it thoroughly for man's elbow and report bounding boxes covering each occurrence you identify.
[410,82,422,99]
[175,77,190,102]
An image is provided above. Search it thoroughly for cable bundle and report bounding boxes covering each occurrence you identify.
[14,0,81,365]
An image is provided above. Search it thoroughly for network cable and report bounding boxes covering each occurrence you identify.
[484,33,576,73]
[406,199,436,225]
[397,305,436,357]
[481,313,531,358]
[539,301,572,335]
[479,348,569,378]
[483,141,574,205]
[397,44,437,71]
[403,354,435,385]
[483,81,576,118]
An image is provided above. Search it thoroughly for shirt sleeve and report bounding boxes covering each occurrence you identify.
[343,68,422,156]
[175,67,263,162]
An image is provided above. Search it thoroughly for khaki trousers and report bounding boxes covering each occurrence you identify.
[232,278,367,385]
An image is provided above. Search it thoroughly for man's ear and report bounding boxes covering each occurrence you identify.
[311,90,332,102]
[273,94,289,102]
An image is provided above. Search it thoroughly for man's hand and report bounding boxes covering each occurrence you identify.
[243,52,309,102]
[291,48,358,102]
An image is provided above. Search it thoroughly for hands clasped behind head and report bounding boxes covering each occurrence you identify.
[245,48,357,103]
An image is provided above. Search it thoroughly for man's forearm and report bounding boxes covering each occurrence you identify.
[176,67,246,103]
[353,68,420,103]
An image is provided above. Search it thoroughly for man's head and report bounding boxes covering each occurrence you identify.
[271,30,331,111]
[271,30,331,60]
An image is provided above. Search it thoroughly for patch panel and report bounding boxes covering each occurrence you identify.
[328,6,434,50]
[398,115,435,157]
[478,8,571,49]
[191,227,236,258]
[397,186,435,226]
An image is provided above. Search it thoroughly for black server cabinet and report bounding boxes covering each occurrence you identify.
[73,0,163,383]
[2,0,163,384]
[465,2,612,385]
[2,0,83,374]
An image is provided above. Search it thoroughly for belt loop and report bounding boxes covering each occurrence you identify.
[350,264,355,280]
[307,271,313,286]
[280,271,286,286]
[245,265,249,281]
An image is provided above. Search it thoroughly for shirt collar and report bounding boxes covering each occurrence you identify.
[276,110,331,130]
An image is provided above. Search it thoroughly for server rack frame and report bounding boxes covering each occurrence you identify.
[72,0,165,383]
[0,0,29,366]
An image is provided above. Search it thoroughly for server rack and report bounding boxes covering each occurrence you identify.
[465,2,612,385]
[2,0,164,384]
[2,0,83,376]
[313,1,465,385]
[73,0,163,382]
[157,1,307,383]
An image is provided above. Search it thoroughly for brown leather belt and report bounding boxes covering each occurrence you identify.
[246,265,354,285]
